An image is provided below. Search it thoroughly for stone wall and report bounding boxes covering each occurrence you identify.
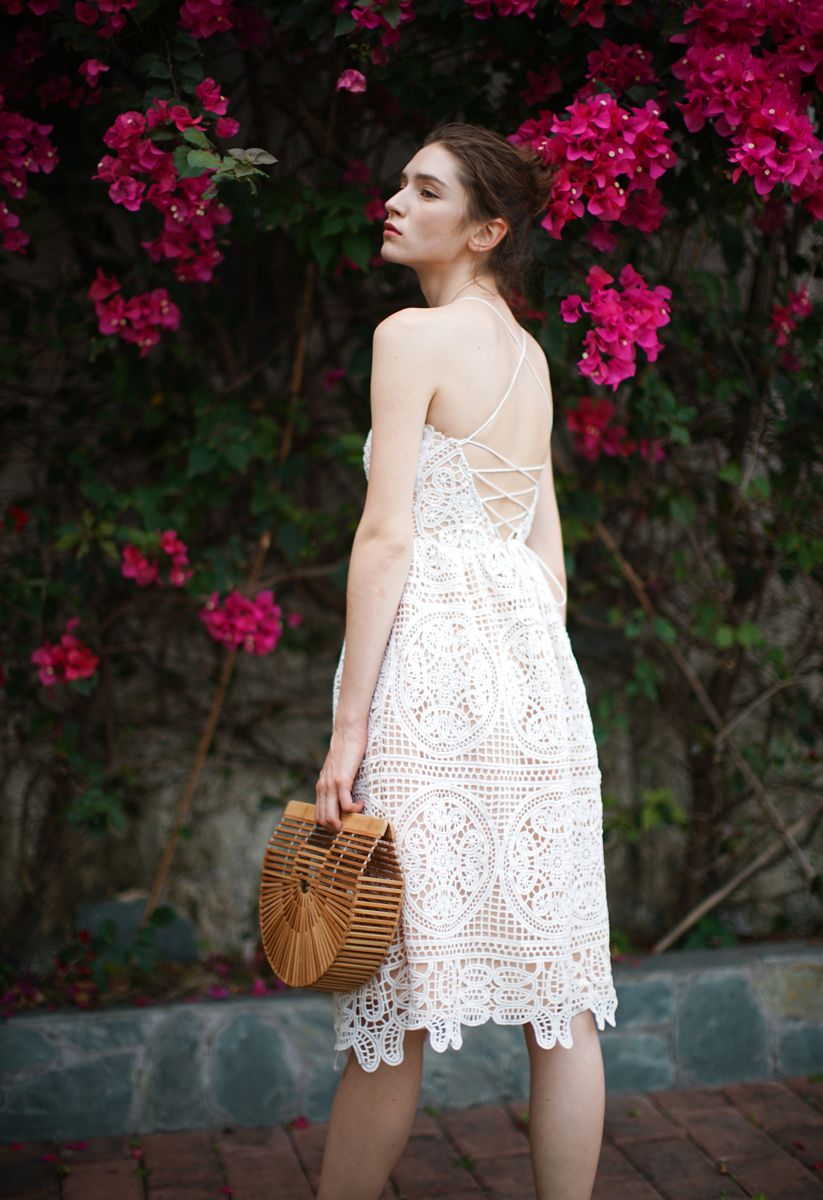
[2,941,821,1142]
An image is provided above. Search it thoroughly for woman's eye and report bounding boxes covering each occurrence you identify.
[421,189,437,199]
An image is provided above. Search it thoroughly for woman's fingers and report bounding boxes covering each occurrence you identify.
[339,784,364,813]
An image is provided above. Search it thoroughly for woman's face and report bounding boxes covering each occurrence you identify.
[380,142,473,268]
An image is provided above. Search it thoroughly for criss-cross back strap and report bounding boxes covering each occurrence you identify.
[449,296,549,540]
[456,296,552,419]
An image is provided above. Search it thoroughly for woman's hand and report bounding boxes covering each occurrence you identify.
[314,721,368,832]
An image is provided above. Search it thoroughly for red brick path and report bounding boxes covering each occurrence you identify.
[2,1076,823,1199]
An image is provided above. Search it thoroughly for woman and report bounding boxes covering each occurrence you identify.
[314,123,618,1200]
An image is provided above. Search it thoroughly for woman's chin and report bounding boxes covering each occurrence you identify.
[380,240,404,261]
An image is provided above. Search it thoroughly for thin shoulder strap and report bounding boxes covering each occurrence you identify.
[455,296,551,411]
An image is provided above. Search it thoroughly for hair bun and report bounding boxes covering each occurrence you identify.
[513,142,556,219]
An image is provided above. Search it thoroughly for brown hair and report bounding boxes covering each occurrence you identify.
[421,121,556,305]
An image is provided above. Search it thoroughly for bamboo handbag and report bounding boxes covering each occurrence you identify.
[258,799,404,991]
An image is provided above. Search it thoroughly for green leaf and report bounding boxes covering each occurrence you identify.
[669,495,696,526]
[717,462,741,484]
[186,149,221,171]
[714,625,735,649]
[181,125,211,148]
[149,904,176,928]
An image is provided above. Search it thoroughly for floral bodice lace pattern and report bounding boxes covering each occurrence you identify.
[331,297,618,1072]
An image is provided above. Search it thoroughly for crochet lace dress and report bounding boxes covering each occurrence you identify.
[330,296,618,1072]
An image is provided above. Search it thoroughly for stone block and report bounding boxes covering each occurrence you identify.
[2,1052,135,1140]
[612,980,673,1027]
[419,1021,530,1111]
[778,1024,823,1076]
[214,1011,295,1126]
[602,1034,673,1092]
[676,973,769,1084]
[760,962,823,1020]
[46,1011,147,1053]
[135,1008,210,1131]
[0,1025,58,1077]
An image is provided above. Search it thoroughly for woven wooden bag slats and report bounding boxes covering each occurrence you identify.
[259,799,403,991]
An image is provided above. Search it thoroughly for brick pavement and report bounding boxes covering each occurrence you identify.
[2,1076,822,1199]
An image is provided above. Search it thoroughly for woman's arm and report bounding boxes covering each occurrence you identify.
[315,308,440,830]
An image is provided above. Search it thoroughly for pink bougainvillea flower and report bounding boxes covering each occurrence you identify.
[200,589,285,655]
[286,612,303,628]
[565,396,628,460]
[335,0,415,49]
[31,618,99,687]
[509,92,676,239]
[585,40,657,95]
[559,0,633,29]
[78,58,109,87]
[336,68,366,92]
[207,984,231,1000]
[214,116,239,138]
[73,0,137,36]
[121,544,160,586]
[89,273,181,356]
[195,77,229,115]
[770,284,813,347]
[519,63,563,105]
[249,977,268,996]
[178,0,234,38]
[465,0,538,18]
[364,186,385,221]
[121,530,192,587]
[560,263,671,390]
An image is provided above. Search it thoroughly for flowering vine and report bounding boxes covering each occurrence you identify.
[121,530,193,588]
[560,263,672,389]
[565,395,666,464]
[670,0,823,217]
[200,590,301,655]
[0,90,58,252]
[31,619,99,687]
[510,92,677,238]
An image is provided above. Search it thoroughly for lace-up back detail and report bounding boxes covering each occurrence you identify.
[439,296,551,543]
[331,296,619,1073]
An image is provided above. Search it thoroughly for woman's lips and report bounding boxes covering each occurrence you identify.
[383,224,401,237]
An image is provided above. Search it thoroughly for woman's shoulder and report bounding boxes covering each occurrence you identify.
[372,305,456,356]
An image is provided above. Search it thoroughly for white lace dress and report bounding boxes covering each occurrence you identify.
[330,296,618,1072]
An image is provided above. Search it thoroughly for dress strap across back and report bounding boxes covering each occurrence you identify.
[445,296,546,539]
[446,296,567,607]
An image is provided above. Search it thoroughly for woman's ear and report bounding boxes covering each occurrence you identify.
[468,216,508,255]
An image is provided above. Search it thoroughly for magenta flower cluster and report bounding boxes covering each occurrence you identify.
[94,95,233,287]
[88,268,180,356]
[671,0,823,217]
[333,0,415,64]
[770,285,813,347]
[565,395,666,465]
[585,40,658,95]
[178,0,234,39]
[464,0,538,19]
[559,0,633,31]
[510,92,677,238]
[0,93,58,253]
[0,0,60,13]
[200,590,286,656]
[121,530,193,588]
[30,619,99,688]
[73,0,138,38]
[560,263,672,390]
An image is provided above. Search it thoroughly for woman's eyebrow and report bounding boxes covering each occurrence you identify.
[399,171,449,188]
